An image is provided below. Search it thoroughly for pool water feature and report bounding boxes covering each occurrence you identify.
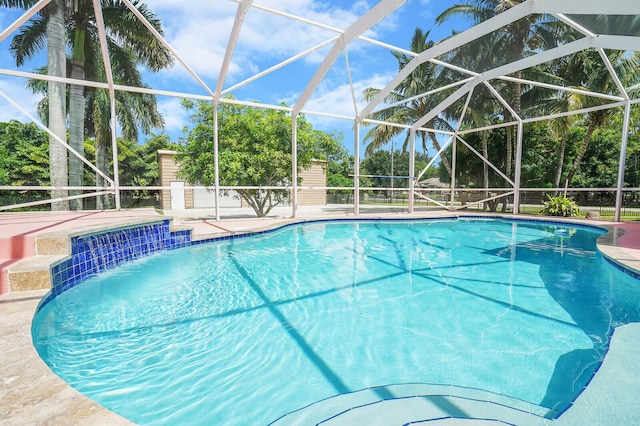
[32,218,640,425]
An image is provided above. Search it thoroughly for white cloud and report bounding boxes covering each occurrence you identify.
[301,72,395,125]
[143,0,389,86]
[156,96,189,136]
[143,0,237,83]
[0,77,42,123]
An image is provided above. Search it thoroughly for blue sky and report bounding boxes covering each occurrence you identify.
[0,0,469,155]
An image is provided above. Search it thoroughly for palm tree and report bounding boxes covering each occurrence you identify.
[87,51,165,209]
[1,0,70,210]
[528,46,640,188]
[560,49,640,186]
[48,0,69,210]
[436,1,557,179]
[439,32,503,191]
[6,0,173,209]
[27,47,167,209]
[363,28,454,178]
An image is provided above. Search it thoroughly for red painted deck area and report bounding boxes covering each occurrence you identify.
[610,222,640,256]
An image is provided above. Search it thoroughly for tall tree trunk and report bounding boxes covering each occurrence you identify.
[95,134,107,209]
[505,125,513,178]
[482,131,489,203]
[512,71,522,117]
[503,126,513,213]
[507,70,523,181]
[482,134,489,189]
[506,57,523,213]
[566,118,598,187]
[552,131,569,193]
[428,132,453,178]
[68,29,86,210]
[47,0,69,211]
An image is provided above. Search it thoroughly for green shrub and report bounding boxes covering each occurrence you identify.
[541,195,580,217]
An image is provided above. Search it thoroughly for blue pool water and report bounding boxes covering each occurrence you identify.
[32,218,640,425]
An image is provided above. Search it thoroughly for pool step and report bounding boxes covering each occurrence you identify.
[6,255,67,292]
[0,232,39,294]
[0,259,9,294]
[270,384,557,426]
[1,233,70,293]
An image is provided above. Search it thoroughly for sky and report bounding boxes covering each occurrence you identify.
[0,0,469,155]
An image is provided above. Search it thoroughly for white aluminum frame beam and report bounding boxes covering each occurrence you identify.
[93,0,121,209]
[597,48,629,101]
[292,116,298,217]
[483,81,520,121]
[372,77,475,114]
[213,0,252,219]
[533,0,640,15]
[413,191,450,210]
[222,37,338,95]
[615,102,633,221]
[344,47,359,116]
[458,121,519,135]
[458,98,636,136]
[498,75,625,102]
[415,136,453,183]
[513,120,524,214]
[215,0,253,102]
[0,191,113,212]
[456,135,515,187]
[292,0,407,116]
[408,129,415,212]
[554,14,596,38]
[354,123,361,215]
[359,0,534,121]
[0,88,112,184]
[592,35,640,53]
[411,37,594,132]
[0,0,51,43]
[0,67,215,100]
[122,0,215,98]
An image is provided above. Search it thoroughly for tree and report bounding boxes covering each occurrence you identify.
[87,51,168,209]
[27,52,168,209]
[439,39,504,196]
[361,150,432,191]
[559,50,640,186]
[515,58,576,191]
[519,121,572,188]
[177,99,343,217]
[327,157,353,191]
[436,1,557,180]
[0,0,70,209]
[0,120,50,208]
[309,131,353,193]
[362,28,454,177]
[6,0,173,209]
[115,133,178,208]
[47,0,69,210]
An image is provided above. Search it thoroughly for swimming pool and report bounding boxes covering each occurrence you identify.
[32,218,640,424]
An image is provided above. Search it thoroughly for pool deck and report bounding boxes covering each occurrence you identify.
[1,206,640,425]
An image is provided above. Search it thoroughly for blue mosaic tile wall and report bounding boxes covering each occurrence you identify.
[48,220,191,299]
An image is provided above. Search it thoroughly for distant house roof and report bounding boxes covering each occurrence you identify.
[419,178,449,188]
